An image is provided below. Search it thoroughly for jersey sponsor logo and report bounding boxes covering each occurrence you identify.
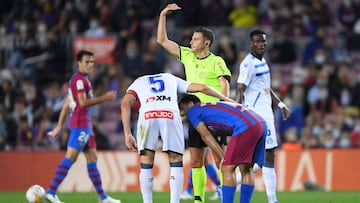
[144,110,174,120]
[145,95,171,103]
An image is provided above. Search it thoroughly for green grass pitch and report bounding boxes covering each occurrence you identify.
[2,191,360,203]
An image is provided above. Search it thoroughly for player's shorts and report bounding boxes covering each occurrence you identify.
[137,110,184,155]
[222,121,266,166]
[68,128,96,151]
[263,116,278,149]
[188,123,227,148]
[246,106,278,150]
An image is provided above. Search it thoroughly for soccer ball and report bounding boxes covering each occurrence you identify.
[25,185,45,203]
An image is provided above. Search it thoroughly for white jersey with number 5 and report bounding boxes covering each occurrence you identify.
[127,73,191,113]
[126,73,191,153]
[237,53,278,149]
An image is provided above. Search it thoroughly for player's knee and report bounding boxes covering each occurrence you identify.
[221,165,233,175]
[190,148,206,167]
[168,151,182,163]
[87,154,98,163]
[65,150,80,162]
[191,159,204,168]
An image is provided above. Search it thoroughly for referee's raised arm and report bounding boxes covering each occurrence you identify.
[157,3,181,58]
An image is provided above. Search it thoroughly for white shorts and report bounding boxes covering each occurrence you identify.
[136,110,184,154]
[263,116,278,149]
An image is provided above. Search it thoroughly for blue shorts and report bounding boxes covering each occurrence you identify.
[68,128,92,151]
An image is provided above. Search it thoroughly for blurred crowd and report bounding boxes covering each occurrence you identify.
[0,0,360,151]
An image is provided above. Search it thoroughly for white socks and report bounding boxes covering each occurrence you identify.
[140,168,153,203]
[140,166,184,203]
[170,166,184,203]
[262,166,278,203]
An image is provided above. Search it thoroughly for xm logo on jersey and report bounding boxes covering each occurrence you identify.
[145,95,171,103]
[145,110,174,119]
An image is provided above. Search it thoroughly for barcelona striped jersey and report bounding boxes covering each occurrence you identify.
[187,101,265,136]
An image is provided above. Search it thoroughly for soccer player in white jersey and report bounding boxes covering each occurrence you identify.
[235,29,291,203]
[121,73,232,203]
